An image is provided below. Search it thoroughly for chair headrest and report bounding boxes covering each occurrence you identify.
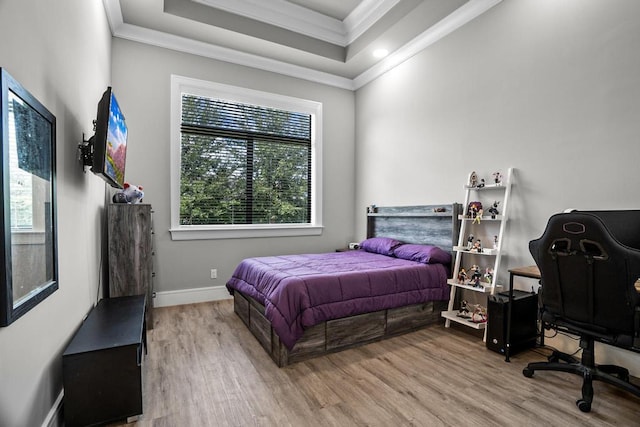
[529,211,622,263]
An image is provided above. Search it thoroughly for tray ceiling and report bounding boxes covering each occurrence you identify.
[104,0,502,89]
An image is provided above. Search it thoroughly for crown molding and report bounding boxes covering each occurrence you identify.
[344,0,400,45]
[194,0,400,46]
[103,0,124,28]
[103,0,502,91]
[353,0,503,89]
[194,0,346,45]
[113,22,356,90]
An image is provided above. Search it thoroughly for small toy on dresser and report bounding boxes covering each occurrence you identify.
[112,183,144,204]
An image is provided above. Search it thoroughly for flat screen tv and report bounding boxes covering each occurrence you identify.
[82,87,128,188]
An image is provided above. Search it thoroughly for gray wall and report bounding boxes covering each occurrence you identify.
[0,1,112,426]
[111,39,356,297]
[355,0,640,373]
[2,1,639,423]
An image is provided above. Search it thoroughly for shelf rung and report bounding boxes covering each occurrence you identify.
[453,246,499,256]
[442,311,487,330]
[458,215,503,221]
[464,183,505,190]
[446,279,495,293]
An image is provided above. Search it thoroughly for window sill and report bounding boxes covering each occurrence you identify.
[169,224,323,240]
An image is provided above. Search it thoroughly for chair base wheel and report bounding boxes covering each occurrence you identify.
[522,367,534,378]
[576,399,591,412]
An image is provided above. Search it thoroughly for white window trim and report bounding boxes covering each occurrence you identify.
[169,75,323,240]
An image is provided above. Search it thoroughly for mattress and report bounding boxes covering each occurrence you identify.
[226,250,450,349]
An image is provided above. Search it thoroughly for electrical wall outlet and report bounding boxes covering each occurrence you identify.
[210,269,217,279]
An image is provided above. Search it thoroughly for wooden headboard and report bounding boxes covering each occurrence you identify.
[366,204,462,251]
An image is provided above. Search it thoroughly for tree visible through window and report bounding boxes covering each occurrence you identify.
[7,96,34,229]
[179,94,312,226]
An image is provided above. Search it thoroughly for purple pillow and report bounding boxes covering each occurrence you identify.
[359,237,403,256]
[392,244,452,265]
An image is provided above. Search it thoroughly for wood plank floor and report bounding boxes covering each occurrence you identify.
[110,300,640,426]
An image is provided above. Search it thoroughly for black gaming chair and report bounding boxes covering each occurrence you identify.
[524,210,640,412]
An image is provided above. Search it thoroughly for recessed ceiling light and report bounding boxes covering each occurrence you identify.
[373,48,389,59]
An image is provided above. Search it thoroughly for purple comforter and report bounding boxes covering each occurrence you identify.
[226,250,450,350]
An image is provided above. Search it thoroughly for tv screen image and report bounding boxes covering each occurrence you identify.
[80,87,128,188]
[103,92,127,187]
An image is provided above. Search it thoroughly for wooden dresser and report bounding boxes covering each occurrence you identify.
[107,203,154,328]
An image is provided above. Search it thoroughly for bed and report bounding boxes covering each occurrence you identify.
[226,204,462,366]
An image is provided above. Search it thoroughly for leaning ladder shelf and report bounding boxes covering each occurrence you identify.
[442,168,514,337]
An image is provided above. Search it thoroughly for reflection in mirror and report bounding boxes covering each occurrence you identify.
[1,68,58,326]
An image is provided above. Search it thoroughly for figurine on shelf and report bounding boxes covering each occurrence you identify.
[467,201,482,219]
[469,264,482,287]
[467,234,474,250]
[493,171,503,185]
[473,208,483,224]
[484,267,494,284]
[468,171,478,188]
[458,301,487,323]
[470,304,488,323]
[477,178,485,188]
[472,239,483,253]
[494,235,499,249]
[457,268,467,284]
[488,201,500,219]
[367,204,377,214]
[457,300,471,318]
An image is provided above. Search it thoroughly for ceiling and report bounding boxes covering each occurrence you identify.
[104,0,502,90]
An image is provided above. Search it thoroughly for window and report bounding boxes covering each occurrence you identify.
[8,95,34,229]
[170,76,323,240]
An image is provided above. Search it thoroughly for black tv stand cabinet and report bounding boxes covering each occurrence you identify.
[63,295,146,426]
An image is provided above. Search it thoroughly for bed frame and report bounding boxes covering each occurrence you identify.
[233,204,462,366]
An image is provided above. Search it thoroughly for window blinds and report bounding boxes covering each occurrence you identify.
[179,94,312,225]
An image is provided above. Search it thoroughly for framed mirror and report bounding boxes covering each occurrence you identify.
[1,68,58,326]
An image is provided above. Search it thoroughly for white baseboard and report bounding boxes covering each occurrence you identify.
[153,285,231,307]
[42,289,228,427]
[43,390,63,427]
